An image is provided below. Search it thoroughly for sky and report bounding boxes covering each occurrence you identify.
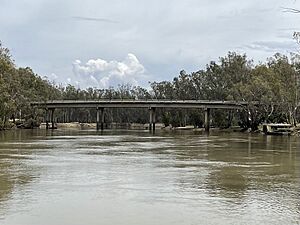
[1,0,300,89]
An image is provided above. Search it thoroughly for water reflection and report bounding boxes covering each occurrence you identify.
[0,131,41,218]
[0,129,299,225]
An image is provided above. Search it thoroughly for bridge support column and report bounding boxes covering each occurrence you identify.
[50,108,55,129]
[101,108,105,130]
[96,108,99,130]
[149,107,156,132]
[63,110,67,123]
[152,107,156,132]
[227,110,233,128]
[68,108,71,123]
[97,108,104,131]
[46,109,49,130]
[149,108,153,131]
[205,108,210,132]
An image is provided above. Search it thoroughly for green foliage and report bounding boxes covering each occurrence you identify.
[150,52,300,129]
[1,40,300,130]
[0,43,61,129]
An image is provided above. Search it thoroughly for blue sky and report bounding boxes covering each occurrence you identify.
[1,0,300,89]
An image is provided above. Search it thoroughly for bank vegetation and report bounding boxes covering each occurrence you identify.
[1,42,299,130]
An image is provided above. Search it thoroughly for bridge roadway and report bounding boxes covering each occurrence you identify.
[31,100,249,132]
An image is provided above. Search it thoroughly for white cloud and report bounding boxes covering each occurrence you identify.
[71,53,148,89]
[2,0,300,84]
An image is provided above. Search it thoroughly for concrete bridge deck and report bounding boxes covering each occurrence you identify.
[31,99,248,109]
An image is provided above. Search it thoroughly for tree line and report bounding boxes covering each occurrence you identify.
[1,42,299,130]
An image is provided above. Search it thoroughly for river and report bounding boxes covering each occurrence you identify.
[0,129,299,225]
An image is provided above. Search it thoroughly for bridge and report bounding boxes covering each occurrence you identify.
[30,100,249,132]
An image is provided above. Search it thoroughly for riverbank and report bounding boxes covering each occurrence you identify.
[3,121,300,136]
[39,122,166,130]
[38,122,244,132]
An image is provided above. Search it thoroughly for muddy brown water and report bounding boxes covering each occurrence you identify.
[0,129,299,225]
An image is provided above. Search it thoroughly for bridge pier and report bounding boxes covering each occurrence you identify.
[152,107,156,132]
[96,107,105,131]
[204,108,210,132]
[68,108,71,123]
[46,109,49,130]
[149,107,156,132]
[227,110,233,128]
[63,110,67,123]
[50,108,55,129]
[46,108,55,129]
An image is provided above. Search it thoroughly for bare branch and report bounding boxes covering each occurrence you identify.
[293,32,300,44]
